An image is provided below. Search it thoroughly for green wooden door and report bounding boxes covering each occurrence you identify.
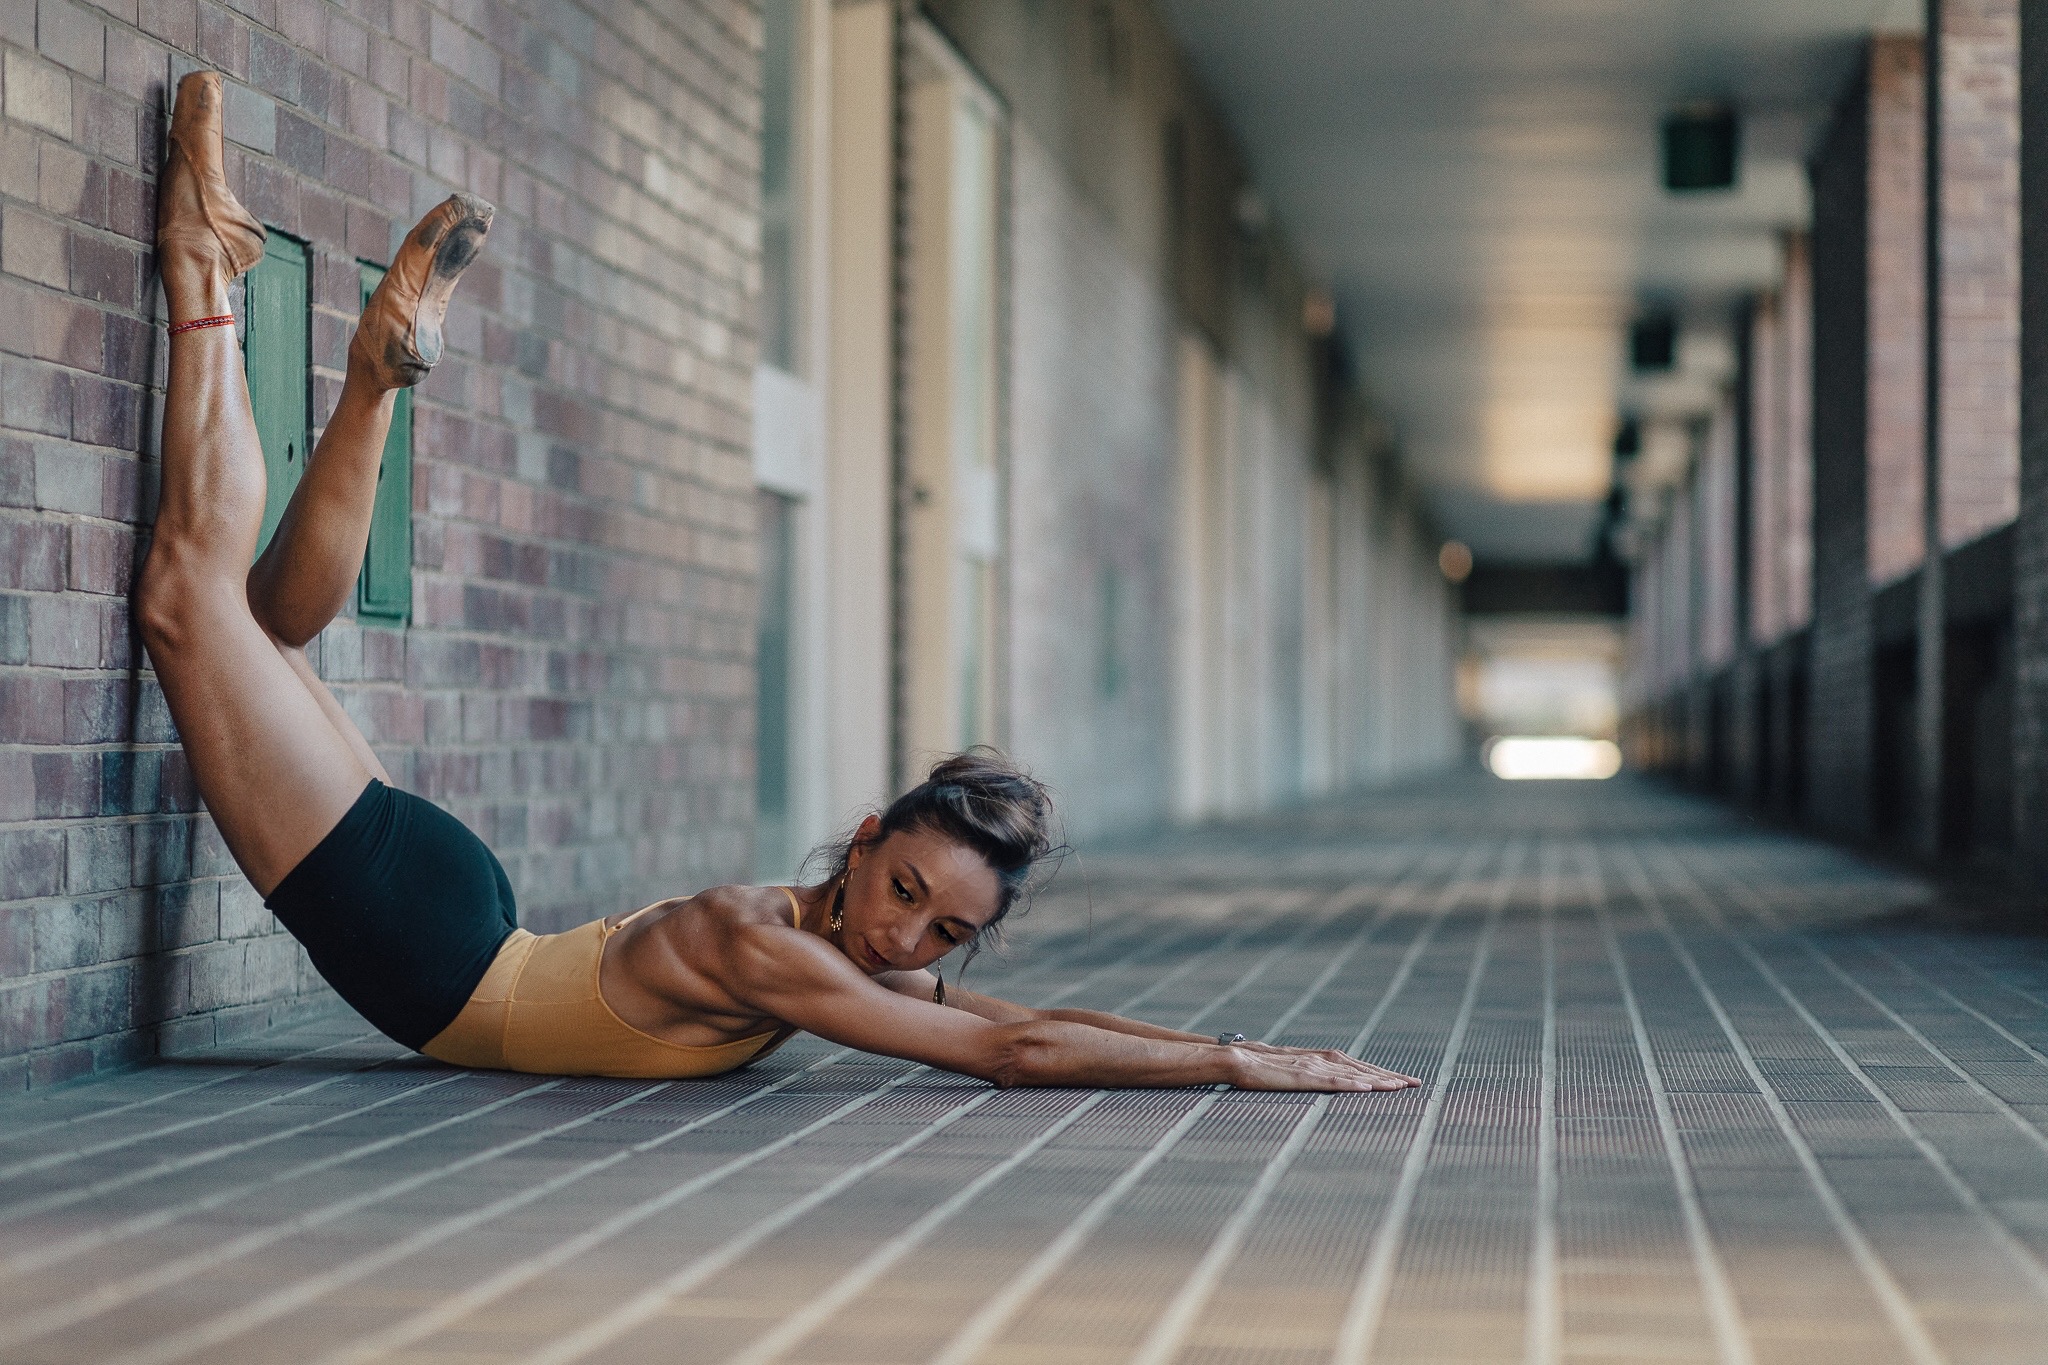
[243,233,309,557]
[356,263,413,624]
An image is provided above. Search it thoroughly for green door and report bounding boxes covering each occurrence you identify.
[243,233,309,557]
[356,263,413,624]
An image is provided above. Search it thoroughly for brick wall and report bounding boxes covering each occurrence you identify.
[1938,0,2020,550]
[0,0,760,1087]
[1806,59,1875,840]
[1866,32,1925,585]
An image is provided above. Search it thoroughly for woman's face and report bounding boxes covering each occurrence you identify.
[839,821,1000,975]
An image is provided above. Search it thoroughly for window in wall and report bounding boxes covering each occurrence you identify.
[356,263,414,625]
[755,489,798,877]
[243,232,310,557]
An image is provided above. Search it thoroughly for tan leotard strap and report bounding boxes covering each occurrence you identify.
[778,885,802,929]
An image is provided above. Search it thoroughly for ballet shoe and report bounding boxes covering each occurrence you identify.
[157,71,266,283]
[349,193,495,391]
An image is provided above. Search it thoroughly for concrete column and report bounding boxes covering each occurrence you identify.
[2014,1,2048,879]
[1806,59,1877,839]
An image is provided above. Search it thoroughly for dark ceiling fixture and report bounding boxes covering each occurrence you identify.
[1630,315,1676,372]
[1613,416,1641,460]
[1662,104,1739,191]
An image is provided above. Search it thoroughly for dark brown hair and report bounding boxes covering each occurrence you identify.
[806,747,1063,951]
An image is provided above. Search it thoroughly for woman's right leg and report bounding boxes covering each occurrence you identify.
[240,194,493,786]
[138,72,371,898]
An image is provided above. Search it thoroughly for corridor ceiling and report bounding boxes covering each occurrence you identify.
[1157,0,1921,563]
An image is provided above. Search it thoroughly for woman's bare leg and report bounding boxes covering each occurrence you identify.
[239,194,493,785]
[137,72,371,897]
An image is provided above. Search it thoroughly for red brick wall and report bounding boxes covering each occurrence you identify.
[1939,0,2020,549]
[1866,32,1925,586]
[0,0,760,1087]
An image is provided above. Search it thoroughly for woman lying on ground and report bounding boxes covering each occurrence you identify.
[141,71,1419,1094]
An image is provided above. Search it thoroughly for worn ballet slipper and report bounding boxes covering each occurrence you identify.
[157,71,265,282]
[349,193,495,390]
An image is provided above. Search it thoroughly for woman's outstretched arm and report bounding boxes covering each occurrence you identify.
[717,925,1417,1091]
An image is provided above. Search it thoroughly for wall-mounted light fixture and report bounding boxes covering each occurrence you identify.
[1629,315,1676,372]
[1662,103,1738,191]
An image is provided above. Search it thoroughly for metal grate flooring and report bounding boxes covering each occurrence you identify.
[6,775,2048,1363]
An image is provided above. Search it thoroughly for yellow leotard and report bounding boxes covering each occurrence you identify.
[421,888,801,1078]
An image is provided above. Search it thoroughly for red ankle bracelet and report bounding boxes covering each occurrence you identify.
[169,313,236,335]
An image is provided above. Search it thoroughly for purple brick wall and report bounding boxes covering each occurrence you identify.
[0,0,760,1087]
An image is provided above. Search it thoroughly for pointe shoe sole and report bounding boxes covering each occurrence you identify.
[159,71,266,282]
[353,193,495,389]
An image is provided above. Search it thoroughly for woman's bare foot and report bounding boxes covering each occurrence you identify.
[349,193,495,391]
[157,71,265,319]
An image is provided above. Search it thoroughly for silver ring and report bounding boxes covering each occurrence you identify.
[1216,1032,1247,1046]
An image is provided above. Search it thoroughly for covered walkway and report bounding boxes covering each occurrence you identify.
[4,778,2048,1364]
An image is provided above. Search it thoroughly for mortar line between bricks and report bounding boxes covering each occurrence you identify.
[1116,842,1518,1365]
[1608,843,1947,1365]
[1584,842,1755,1365]
[139,879,1345,1365]
[0,1030,376,1143]
[4,887,1263,1362]
[1648,842,2048,1307]
[0,890,1187,1289]
[925,841,1499,1365]
[1328,843,1509,1365]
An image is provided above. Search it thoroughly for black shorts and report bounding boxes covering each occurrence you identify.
[264,780,518,1050]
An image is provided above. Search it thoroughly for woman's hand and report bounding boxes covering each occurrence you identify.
[1226,1042,1421,1092]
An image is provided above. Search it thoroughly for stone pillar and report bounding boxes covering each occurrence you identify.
[2014,1,2048,880]
[1807,59,1877,839]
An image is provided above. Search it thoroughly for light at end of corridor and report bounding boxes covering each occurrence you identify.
[1439,540,1473,583]
[1485,736,1621,781]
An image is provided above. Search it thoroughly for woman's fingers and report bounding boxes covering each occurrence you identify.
[1234,1043,1421,1091]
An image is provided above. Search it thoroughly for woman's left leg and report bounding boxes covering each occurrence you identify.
[138,71,376,897]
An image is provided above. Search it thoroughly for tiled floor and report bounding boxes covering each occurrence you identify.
[6,775,2048,1363]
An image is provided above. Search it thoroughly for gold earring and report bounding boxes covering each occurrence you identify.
[828,875,845,935]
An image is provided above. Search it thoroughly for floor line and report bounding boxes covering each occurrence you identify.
[0,1078,672,1356]
[5,888,1165,1299]
[1584,843,1755,1365]
[1328,844,1512,1365]
[0,1054,399,1184]
[1523,837,1560,1365]
[717,1090,1111,1365]
[0,1072,509,1281]
[920,844,1493,1365]
[494,876,1409,1365]
[0,1071,473,1229]
[1609,844,1947,1365]
[157,890,1310,1365]
[1116,843,1518,1365]
[696,859,1449,1358]
[1798,941,2048,1151]
[1855,938,2048,1069]
[102,1063,925,1365]
[1650,844,2048,1307]
[0,1031,381,1145]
